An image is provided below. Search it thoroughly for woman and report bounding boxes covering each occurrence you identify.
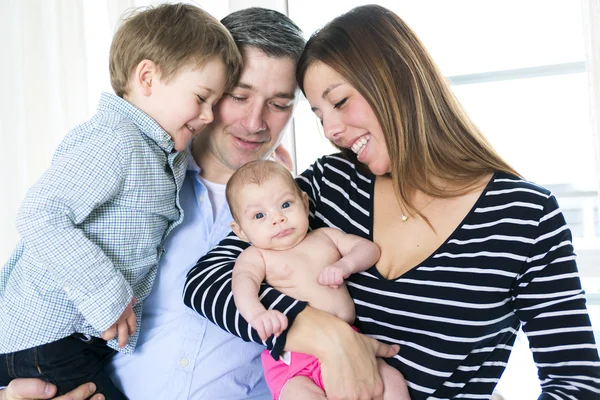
[184,5,600,399]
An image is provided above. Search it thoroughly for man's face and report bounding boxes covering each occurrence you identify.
[195,48,297,177]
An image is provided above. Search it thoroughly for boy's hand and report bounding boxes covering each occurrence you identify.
[249,310,288,341]
[101,297,136,348]
[318,260,352,289]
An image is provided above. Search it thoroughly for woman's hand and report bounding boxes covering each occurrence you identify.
[0,379,104,400]
[285,307,399,400]
[320,328,399,400]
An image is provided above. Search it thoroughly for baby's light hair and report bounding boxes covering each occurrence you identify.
[226,160,303,222]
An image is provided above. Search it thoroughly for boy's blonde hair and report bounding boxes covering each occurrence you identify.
[110,3,242,98]
[226,160,303,222]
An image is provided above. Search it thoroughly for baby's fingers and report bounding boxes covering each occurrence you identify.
[317,270,331,285]
[277,313,288,333]
[256,322,270,342]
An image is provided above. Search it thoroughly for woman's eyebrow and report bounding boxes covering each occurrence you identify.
[322,83,343,99]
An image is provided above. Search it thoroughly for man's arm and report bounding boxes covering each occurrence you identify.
[317,228,380,287]
[0,380,103,400]
[232,247,288,341]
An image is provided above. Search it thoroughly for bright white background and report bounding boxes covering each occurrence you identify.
[1,1,599,399]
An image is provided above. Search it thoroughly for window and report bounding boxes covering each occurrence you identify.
[288,1,599,398]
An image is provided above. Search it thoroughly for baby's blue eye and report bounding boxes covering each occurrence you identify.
[254,213,265,220]
[282,201,291,209]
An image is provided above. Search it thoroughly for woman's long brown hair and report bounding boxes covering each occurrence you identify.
[296,5,520,216]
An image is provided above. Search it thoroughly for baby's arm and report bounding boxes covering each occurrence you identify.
[232,246,288,341]
[318,228,381,288]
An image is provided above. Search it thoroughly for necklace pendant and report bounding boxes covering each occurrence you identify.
[401,214,408,222]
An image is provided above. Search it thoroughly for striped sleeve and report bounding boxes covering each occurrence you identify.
[512,195,600,399]
[182,160,329,357]
[183,233,307,357]
[294,157,324,229]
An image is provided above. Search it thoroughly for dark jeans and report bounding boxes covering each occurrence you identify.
[0,333,127,400]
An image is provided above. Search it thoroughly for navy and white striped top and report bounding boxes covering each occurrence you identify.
[184,154,600,399]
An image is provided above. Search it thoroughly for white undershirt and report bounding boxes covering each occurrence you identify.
[198,175,227,222]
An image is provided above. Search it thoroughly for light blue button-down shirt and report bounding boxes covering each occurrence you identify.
[0,92,186,354]
[109,154,269,400]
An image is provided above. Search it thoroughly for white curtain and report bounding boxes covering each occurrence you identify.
[0,0,288,262]
[0,0,140,261]
[582,0,600,199]
[0,1,89,261]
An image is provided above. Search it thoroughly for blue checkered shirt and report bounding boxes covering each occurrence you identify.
[0,92,187,354]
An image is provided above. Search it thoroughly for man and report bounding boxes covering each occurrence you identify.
[1,7,304,400]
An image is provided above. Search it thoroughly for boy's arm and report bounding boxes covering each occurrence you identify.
[318,228,381,287]
[16,131,133,333]
[232,247,287,341]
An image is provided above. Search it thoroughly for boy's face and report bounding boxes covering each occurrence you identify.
[148,57,228,151]
[230,175,309,251]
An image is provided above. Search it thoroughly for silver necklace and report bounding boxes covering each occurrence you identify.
[401,197,435,222]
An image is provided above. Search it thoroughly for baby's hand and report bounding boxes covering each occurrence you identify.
[318,260,352,289]
[101,297,136,348]
[250,310,288,342]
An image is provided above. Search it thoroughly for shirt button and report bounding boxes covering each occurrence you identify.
[198,194,205,202]
[179,358,189,367]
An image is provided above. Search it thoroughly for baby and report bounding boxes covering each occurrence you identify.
[227,160,410,400]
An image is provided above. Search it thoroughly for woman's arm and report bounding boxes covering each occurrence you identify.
[285,307,399,400]
[183,233,306,355]
[513,195,600,399]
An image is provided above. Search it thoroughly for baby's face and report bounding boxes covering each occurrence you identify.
[231,175,309,250]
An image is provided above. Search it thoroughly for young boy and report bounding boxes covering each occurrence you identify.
[227,160,410,400]
[0,3,241,398]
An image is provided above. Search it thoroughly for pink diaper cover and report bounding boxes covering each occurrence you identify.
[261,325,359,399]
[261,349,322,399]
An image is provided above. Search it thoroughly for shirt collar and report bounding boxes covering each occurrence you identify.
[186,144,201,173]
[97,92,175,153]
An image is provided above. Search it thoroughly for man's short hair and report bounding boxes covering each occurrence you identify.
[221,7,305,62]
[110,3,242,97]
[226,160,304,222]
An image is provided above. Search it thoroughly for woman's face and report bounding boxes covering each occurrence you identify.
[303,61,391,175]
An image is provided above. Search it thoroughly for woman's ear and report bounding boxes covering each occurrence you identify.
[230,221,249,242]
